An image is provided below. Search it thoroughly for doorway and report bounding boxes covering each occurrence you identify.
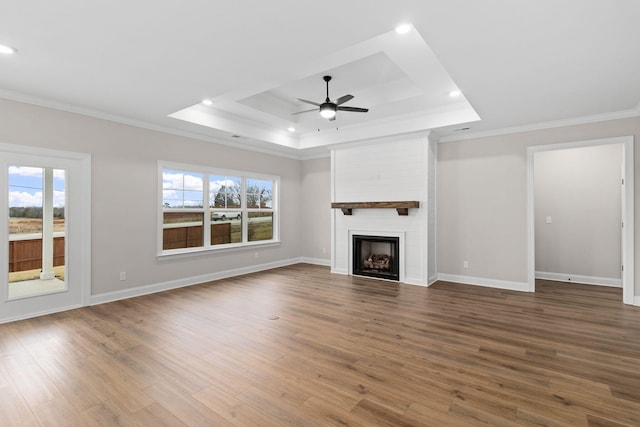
[0,143,91,323]
[527,136,634,304]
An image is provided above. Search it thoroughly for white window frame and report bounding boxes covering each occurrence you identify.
[158,161,279,257]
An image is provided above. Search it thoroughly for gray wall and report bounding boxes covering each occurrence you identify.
[300,156,331,262]
[534,144,622,281]
[0,98,303,297]
[3,95,638,300]
[437,116,640,295]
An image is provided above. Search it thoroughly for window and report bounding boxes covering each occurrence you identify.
[246,178,274,242]
[159,162,278,255]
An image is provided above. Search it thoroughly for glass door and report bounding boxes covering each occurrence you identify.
[8,166,66,299]
[1,147,90,323]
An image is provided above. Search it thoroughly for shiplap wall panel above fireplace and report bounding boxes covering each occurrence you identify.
[330,132,437,286]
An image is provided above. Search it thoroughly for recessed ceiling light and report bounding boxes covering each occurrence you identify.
[0,44,16,55]
[449,90,462,98]
[202,99,213,106]
[395,24,411,35]
[287,127,296,132]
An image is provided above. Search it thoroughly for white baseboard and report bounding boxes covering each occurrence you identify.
[0,303,84,325]
[436,273,530,292]
[404,276,430,287]
[634,296,640,307]
[535,271,622,288]
[299,257,331,267]
[428,275,439,286]
[90,257,303,306]
[331,268,348,276]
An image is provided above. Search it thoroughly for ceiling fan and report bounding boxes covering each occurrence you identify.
[292,75,369,121]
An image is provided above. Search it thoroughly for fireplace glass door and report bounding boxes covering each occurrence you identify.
[352,235,399,281]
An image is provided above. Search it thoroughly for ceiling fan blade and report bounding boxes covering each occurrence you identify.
[296,98,320,107]
[336,106,369,113]
[291,108,317,115]
[335,94,354,105]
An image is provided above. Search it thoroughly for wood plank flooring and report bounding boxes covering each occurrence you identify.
[1,264,639,426]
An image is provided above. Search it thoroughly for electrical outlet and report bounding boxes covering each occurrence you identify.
[254,252,259,259]
[463,261,469,269]
[322,247,327,254]
[119,271,126,281]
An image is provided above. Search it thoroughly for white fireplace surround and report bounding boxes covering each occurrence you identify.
[348,230,405,282]
[330,132,437,287]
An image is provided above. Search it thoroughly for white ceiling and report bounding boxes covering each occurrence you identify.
[1,1,640,158]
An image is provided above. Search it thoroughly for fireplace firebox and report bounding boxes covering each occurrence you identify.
[352,235,399,281]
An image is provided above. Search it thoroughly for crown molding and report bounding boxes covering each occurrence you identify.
[0,90,306,160]
[3,89,639,159]
[438,108,640,143]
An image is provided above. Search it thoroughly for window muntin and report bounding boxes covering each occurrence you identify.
[210,175,241,208]
[160,164,278,254]
[162,170,204,208]
[246,178,273,209]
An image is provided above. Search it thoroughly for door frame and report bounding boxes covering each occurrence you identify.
[0,143,91,323]
[526,136,634,304]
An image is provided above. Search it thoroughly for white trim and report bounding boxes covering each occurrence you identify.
[90,258,303,306]
[404,276,429,287]
[330,150,337,273]
[0,303,84,325]
[0,91,308,160]
[634,296,640,307]
[438,108,640,143]
[622,138,635,304]
[299,257,331,266]
[79,154,92,306]
[328,267,433,288]
[0,145,92,321]
[527,136,635,305]
[158,241,280,260]
[437,273,530,292]
[427,131,438,282]
[331,267,348,276]
[158,161,280,256]
[0,142,90,160]
[535,271,622,288]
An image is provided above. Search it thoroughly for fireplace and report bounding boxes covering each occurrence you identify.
[352,235,400,281]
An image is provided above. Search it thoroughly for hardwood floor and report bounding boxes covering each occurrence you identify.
[1,264,639,426]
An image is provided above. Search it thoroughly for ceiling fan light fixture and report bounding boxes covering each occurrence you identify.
[292,75,367,120]
[320,103,336,119]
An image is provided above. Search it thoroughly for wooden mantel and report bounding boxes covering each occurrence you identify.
[331,201,419,216]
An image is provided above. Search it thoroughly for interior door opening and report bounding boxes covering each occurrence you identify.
[527,136,634,305]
